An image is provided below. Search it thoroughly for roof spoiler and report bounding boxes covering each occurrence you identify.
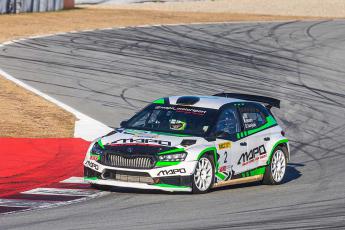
[213,93,280,109]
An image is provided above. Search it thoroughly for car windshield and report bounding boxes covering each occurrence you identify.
[124,104,218,136]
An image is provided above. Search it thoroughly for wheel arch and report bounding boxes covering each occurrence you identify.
[193,147,217,193]
[266,139,289,165]
[197,147,218,171]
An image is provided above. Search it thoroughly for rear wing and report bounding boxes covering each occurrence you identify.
[213,93,280,109]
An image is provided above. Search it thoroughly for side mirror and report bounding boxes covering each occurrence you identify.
[120,120,128,127]
[204,136,216,142]
[205,131,217,142]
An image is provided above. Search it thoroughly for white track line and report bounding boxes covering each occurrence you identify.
[0,69,112,141]
[1,191,110,216]
[22,188,100,196]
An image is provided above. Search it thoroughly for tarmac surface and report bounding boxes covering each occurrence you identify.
[0,20,345,229]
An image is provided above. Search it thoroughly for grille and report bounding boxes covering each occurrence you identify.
[101,153,155,169]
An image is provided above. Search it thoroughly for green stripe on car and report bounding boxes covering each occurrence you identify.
[216,172,226,180]
[197,147,219,172]
[97,139,105,149]
[84,177,98,180]
[236,115,277,140]
[247,115,277,135]
[266,139,289,164]
[155,161,181,167]
[153,183,190,188]
[158,148,185,155]
[153,98,165,104]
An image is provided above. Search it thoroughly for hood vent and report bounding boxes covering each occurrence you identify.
[176,96,200,105]
[181,139,197,147]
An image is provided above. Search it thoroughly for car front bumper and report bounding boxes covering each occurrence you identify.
[85,177,192,192]
[83,160,197,192]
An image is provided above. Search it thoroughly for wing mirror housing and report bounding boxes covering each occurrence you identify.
[205,131,236,142]
[205,136,216,142]
[120,120,128,127]
[205,131,224,142]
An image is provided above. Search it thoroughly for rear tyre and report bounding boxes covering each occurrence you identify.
[263,146,287,185]
[192,155,215,194]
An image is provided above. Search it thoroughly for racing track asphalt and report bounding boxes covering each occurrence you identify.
[0,20,345,229]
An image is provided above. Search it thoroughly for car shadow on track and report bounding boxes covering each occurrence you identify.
[99,186,189,195]
[212,163,303,193]
[94,163,303,195]
[283,163,304,183]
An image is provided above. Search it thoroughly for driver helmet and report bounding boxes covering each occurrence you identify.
[170,119,187,131]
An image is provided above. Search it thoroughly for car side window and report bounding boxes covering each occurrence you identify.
[214,106,241,138]
[239,104,266,130]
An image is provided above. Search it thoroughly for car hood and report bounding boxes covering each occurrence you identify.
[98,129,200,155]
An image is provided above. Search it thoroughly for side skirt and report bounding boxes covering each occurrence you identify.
[212,175,263,188]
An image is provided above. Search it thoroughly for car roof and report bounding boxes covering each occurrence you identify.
[165,95,249,109]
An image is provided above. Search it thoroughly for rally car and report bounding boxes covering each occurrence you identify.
[84,93,289,193]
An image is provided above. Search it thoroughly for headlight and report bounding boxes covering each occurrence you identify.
[91,141,104,155]
[158,152,187,162]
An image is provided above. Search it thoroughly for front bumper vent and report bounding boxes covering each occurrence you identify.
[115,172,154,184]
[104,170,154,184]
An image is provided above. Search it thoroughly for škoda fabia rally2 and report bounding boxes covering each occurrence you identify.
[84,93,290,193]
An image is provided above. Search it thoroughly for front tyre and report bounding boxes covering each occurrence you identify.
[192,155,215,194]
[263,146,287,185]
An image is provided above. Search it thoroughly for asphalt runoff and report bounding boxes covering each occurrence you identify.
[0,20,345,229]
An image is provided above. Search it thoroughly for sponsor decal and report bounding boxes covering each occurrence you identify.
[243,117,253,123]
[85,161,99,171]
[90,155,99,161]
[219,165,229,172]
[133,133,159,138]
[157,168,186,176]
[123,129,158,138]
[155,106,207,116]
[218,165,234,181]
[245,123,256,129]
[243,114,257,129]
[111,138,171,146]
[238,145,267,166]
[218,142,231,150]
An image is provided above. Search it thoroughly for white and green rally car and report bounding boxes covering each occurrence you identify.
[84,93,289,193]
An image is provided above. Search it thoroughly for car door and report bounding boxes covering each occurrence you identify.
[212,104,247,182]
[237,102,270,172]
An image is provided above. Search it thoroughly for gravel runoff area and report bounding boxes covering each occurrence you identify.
[90,0,345,18]
[0,0,342,137]
[0,8,318,43]
[0,77,75,137]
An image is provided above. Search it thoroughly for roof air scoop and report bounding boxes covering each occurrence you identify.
[176,96,200,105]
